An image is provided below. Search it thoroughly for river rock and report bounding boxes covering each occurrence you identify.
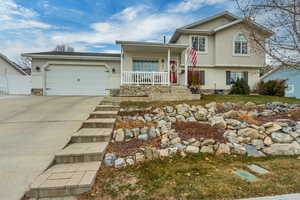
[263,136,273,146]
[200,145,214,153]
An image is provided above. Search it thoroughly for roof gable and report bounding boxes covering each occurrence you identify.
[0,54,27,75]
[180,11,239,30]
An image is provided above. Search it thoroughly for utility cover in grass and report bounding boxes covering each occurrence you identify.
[247,164,270,175]
[233,169,258,182]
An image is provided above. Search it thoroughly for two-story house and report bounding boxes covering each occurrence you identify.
[24,11,272,96]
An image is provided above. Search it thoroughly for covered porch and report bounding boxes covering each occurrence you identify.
[116,41,189,86]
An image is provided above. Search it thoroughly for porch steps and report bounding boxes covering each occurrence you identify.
[27,162,100,199]
[82,118,116,128]
[26,102,119,199]
[94,105,120,111]
[55,142,108,164]
[71,128,112,143]
[89,111,118,119]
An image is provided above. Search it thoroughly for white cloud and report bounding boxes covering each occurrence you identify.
[0,0,52,30]
[167,0,227,13]
[51,5,194,44]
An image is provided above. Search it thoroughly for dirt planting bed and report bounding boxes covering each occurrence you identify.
[173,121,227,143]
[106,137,161,157]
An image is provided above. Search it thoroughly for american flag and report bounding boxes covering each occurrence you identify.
[190,47,197,66]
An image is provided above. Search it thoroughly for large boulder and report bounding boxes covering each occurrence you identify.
[263,142,300,155]
[200,145,214,153]
[210,116,227,129]
[194,110,208,121]
[216,143,231,154]
[271,132,294,143]
[115,129,125,142]
[238,128,261,139]
[224,110,239,119]
[245,102,256,109]
[176,104,190,115]
[186,145,199,153]
[265,123,282,134]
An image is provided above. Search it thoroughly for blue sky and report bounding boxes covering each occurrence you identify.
[0,0,238,63]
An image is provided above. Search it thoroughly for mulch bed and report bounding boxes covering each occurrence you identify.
[173,121,227,143]
[106,137,161,157]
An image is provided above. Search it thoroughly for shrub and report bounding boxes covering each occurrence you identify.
[256,80,286,97]
[229,79,250,95]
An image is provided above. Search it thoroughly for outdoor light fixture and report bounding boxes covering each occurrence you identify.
[112,68,116,73]
[35,66,41,72]
[161,59,164,63]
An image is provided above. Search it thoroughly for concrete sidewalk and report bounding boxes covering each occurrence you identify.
[241,193,300,200]
[0,96,102,200]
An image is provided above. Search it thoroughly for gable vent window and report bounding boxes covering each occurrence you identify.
[191,36,207,52]
[234,33,248,55]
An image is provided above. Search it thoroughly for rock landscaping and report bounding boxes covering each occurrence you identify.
[104,101,300,168]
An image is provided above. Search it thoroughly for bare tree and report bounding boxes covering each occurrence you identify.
[234,0,300,68]
[53,44,75,52]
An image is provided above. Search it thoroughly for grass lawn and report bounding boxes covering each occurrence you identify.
[120,95,300,109]
[79,154,300,200]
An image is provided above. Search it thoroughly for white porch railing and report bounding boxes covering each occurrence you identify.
[122,71,169,85]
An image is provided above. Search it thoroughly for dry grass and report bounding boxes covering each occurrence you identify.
[115,120,157,129]
[78,154,300,200]
[239,113,261,126]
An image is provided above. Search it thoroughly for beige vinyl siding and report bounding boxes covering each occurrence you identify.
[215,24,265,67]
[178,67,260,90]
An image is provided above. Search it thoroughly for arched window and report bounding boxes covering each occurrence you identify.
[234,33,248,55]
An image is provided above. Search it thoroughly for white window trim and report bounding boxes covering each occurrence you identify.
[232,32,250,57]
[190,35,208,54]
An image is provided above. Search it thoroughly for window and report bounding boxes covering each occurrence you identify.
[234,33,248,55]
[133,60,159,72]
[192,36,207,52]
[226,71,248,85]
[230,72,244,83]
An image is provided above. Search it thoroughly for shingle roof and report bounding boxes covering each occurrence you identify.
[24,51,120,57]
[0,53,28,75]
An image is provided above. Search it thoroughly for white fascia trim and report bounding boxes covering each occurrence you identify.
[215,64,262,68]
[23,54,120,61]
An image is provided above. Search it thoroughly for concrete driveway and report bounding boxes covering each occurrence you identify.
[0,96,103,200]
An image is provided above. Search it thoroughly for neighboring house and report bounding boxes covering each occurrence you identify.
[261,66,300,98]
[0,54,28,76]
[0,54,31,95]
[23,11,272,96]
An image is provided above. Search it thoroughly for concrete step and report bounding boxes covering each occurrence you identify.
[89,111,118,119]
[71,128,112,143]
[82,118,116,128]
[100,101,120,106]
[27,162,100,198]
[55,142,108,164]
[94,105,120,111]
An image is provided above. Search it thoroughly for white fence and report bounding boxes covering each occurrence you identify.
[0,75,31,95]
[122,71,169,85]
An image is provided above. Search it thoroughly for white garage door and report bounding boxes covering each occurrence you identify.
[46,65,109,96]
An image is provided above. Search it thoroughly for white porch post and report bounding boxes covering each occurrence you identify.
[167,48,171,86]
[184,48,188,86]
[120,46,123,85]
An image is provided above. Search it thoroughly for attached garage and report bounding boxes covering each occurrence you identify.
[22,51,121,96]
[46,65,109,96]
